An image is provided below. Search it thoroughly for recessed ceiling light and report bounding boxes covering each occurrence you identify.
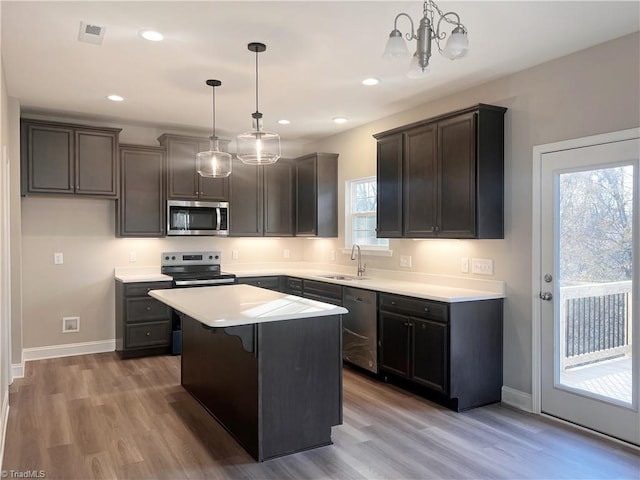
[278,119,291,125]
[362,78,380,86]
[106,94,124,102]
[333,117,348,124]
[139,30,164,42]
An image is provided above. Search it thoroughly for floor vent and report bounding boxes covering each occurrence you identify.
[78,21,105,45]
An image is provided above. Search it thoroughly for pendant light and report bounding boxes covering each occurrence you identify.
[196,79,232,178]
[236,42,281,165]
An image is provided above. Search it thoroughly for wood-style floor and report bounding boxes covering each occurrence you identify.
[4,353,638,479]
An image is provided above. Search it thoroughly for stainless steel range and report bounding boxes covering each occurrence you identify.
[161,251,236,354]
[161,251,236,287]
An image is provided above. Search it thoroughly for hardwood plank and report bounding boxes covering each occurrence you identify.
[4,354,638,480]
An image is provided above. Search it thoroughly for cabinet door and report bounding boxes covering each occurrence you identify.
[376,133,403,238]
[403,124,438,237]
[166,137,200,200]
[264,159,294,236]
[411,317,449,394]
[229,158,263,236]
[119,145,165,237]
[295,155,317,235]
[24,122,74,194]
[438,113,476,237]
[379,311,411,378]
[75,130,118,196]
[197,140,230,201]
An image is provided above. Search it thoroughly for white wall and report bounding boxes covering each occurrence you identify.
[306,32,640,397]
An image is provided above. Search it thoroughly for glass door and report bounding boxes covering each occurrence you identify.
[540,137,639,445]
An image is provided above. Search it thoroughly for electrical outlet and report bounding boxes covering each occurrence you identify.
[461,257,469,273]
[471,258,494,275]
[232,250,239,260]
[400,255,412,268]
[62,316,80,333]
[54,252,64,265]
[129,251,137,263]
[283,249,290,259]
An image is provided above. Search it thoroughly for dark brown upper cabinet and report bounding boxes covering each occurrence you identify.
[295,152,338,237]
[21,119,120,197]
[229,157,295,237]
[158,134,229,201]
[117,144,166,238]
[374,104,506,239]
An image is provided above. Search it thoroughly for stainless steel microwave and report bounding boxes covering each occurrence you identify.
[167,200,229,236]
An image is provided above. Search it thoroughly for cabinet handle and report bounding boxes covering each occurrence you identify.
[424,307,430,312]
[404,322,409,327]
[146,332,151,336]
[391,301,396,305]
[146,306,151,311]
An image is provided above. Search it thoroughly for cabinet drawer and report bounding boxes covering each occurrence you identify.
[125,322,171,348]
[285,277,302,294]
[302,280,342,302]
[379,293,448,322]
[125,297,171,323]
[124,281,172,297]
[236,276,281,290]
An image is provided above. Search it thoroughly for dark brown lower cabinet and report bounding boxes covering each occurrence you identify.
[115,280,173,358]
[235,276,282,291]
[379,293,502,411]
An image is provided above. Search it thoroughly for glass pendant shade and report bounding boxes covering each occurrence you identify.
[196,139,232,178]
[197,79,231,177]
[237,42,281,166]
[383,29,410,59]
[443,27,469,59]
[236,129,281,165]
[407,52,430,79]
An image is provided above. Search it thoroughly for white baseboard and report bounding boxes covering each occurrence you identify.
[501,386,533,412]
[22,339,115,362]
[0,390,9,471]
[11,363,24,381]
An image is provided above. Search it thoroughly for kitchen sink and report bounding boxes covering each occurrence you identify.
[316,274,370,281]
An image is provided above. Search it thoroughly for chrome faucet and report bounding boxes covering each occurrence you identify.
[350,244,366,277]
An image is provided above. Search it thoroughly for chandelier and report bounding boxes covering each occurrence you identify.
[383,0,469,78]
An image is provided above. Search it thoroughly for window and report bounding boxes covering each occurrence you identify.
[345,177,389,251]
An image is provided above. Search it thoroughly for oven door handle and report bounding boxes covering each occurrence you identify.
[174,279,235,286]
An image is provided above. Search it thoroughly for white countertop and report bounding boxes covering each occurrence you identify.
[149,284,348,328]
[114,266,172,283]
[231,269,504,303]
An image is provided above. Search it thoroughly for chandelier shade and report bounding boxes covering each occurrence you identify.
[196,79,232,178]
[236,42,281,165]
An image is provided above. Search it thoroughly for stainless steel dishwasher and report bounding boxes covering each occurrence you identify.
[342,287,378,373]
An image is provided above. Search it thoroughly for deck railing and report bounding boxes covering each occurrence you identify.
[559,281,632,369]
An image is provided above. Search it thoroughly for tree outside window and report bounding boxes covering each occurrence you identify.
[346,177,389,249]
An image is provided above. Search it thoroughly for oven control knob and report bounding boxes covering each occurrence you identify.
[164,256,169,260]
[171,256,176,260]
[215,255,219,259]
[209,255,213,260]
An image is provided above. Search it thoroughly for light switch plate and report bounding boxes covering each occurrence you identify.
[471,258,494,275]
[460,257,469,273]
[54,252,64,265]
[232,250,239,260]
[283,249,290,259]
[129,251,137,263]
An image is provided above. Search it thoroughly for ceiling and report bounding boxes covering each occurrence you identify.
[2,1,639,145]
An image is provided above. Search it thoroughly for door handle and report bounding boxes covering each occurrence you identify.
[539,291,553,301]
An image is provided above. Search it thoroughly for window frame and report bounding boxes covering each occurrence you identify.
[344,176,391,256]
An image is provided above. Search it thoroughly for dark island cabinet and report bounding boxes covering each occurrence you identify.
[379,292,503,411]
[295,153,338,237]
[117,144,166,237]
[158,134,229,201]
[374,104,506,239]
[229,158,294,237]
[21,119,120,197]
[235,275,282,291]
[115,280,173,358]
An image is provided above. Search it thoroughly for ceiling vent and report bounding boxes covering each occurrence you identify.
[78,21,105,45]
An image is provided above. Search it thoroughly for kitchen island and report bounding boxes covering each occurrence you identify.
[149,284,347,461]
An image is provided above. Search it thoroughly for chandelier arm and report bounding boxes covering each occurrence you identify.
[393,12,417,41]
